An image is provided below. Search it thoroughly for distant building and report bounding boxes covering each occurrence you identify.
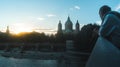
[6,26,10,34]
[57,20,63,34]
[57,16,80,34]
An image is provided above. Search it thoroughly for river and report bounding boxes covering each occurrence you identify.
[0,55,66,67]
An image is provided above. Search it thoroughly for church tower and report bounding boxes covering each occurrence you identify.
[75,20,80,33]
[65,16,73,33]
[57,20,62,34]
[6,26,10,34]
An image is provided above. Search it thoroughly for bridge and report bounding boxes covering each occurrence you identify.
[86,37,120,67]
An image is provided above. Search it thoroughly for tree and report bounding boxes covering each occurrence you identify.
[74,23,100,52]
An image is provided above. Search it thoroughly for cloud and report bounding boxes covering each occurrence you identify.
[47,14,56,17]
[70,5,80,10]
[74,6,80,10]
[96,21,101,25]
[37,17,45,21]
[115,4,120,11]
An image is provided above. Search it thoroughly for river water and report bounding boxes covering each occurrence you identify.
[0,55,65,67]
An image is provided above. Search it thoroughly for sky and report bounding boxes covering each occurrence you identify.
[0,0,120,34]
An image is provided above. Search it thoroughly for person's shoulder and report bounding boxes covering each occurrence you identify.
[107,11,120,18]
[104,11,120,25]
[108,11,119,14]
[105,13,115,19]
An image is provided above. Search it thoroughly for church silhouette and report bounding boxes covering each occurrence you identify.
[57,16,80,34]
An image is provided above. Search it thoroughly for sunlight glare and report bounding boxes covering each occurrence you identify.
[11,23,34,34]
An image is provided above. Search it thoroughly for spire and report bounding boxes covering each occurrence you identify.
[57,20,62,34]
[76,20,80,32]
[58,20,62,27]
[59,20,61,24]
[76,20,79,26]
[58,20,62,29]
[77,20,79,24]
[67,16,71,21]
[65,16,73,33]
[6,26,10,34]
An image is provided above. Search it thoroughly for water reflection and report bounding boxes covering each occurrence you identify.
[0,56,62,67]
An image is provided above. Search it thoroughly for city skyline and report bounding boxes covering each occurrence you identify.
[0,0,120,34]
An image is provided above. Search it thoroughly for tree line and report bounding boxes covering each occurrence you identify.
[0,23,100,52]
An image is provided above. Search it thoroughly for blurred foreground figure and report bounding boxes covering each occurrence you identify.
[85,5,120,67]
[99,5,120,49]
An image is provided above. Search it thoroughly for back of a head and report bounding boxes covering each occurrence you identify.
[99,5,111,19]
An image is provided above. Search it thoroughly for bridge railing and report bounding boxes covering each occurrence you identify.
[86,37,120,67]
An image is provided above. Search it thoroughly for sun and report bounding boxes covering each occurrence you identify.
[10,23,56,35]
[11,23,34,34]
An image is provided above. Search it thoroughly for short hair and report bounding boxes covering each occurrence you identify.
[99,5,111,16]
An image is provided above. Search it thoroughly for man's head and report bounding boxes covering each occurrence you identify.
[99,5,111,20]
